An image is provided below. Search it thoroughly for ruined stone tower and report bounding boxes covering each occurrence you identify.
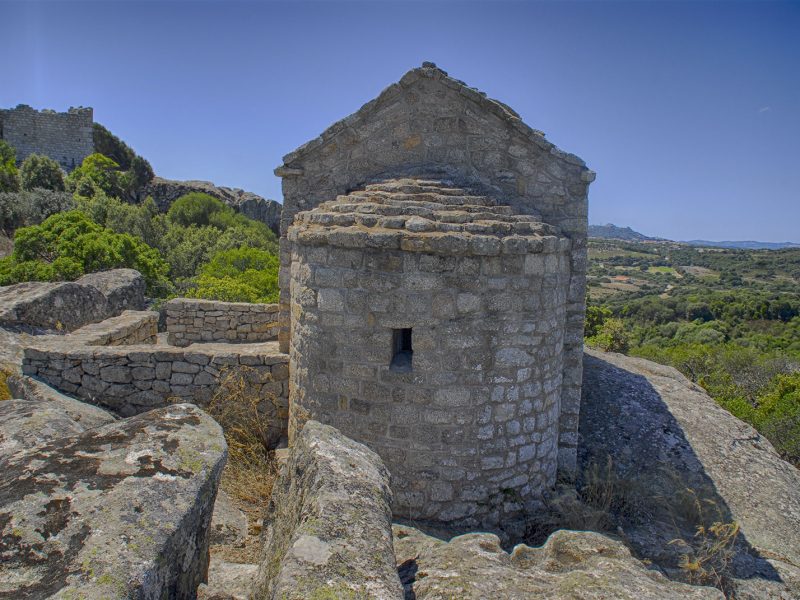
[0,104,94,171]
[277,63,593,530]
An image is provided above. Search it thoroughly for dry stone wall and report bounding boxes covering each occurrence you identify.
[19,309,290,446]
[164,298,279,346]
[0,104,94,171]
[276,63,593,478]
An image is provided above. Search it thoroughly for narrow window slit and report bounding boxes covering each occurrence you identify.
[391,328,413,372]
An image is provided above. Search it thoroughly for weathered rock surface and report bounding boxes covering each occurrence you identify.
[77,268,147,316]
[253,420,403,600]
[6,374,117,429]
[210,489,248,547]
[580,348,800,598]
[393,524,723,599]
[197,560,257,600]
[0,268,146,331]
[0,398,87,454]
[0,402,227,599]
[142,177,281,233]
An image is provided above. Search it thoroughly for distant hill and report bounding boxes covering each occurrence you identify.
[588,224,658,241]
[684,240,800,250]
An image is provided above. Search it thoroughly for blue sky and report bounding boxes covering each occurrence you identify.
[2,0,799,242]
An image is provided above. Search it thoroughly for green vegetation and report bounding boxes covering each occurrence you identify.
[587,238,800,465]
[20,154,65,192]
[0,211,170,294]
[0,141,20,193]
[0,138,279,305]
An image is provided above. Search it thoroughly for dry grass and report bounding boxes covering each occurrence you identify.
[526,457,651,545]
[667,488,740,595]
[178,366,282,563]
[0,368,12,401]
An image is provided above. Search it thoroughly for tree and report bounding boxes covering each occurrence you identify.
[167,192,228,227]
[92,123,135,170]
[588,318,630,354]
[0,189,74,232]
[19,154,65,191]
[0,141,20,193]
[66,153,124,198]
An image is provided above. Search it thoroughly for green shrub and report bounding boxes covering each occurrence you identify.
[0,189,74,232]
[19,154,65,191]
[66,153,125,198]
[186,246,279,303]
[167,192,228,227]
[587,318,630,354]
[2,210,170,295]
[0,141,20,193]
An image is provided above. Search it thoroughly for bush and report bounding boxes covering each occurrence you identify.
[167,192,228,227]
[66,153,124,198]
[0,141,20,193]
[19,154,65,191]
[1,210,171,295]
[0,189,74,232]
[93,123,135,170]
[587,318,630,354]
[186,246,279,303]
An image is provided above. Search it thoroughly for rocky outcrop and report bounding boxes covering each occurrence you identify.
[580,348,800,598]
[0,402,227,599]
[393,525,722,599]
[0,268,146,331]
[77,268,147,316]
[253,420,403,600]
[198,560,257,600]
[141,177,281,233]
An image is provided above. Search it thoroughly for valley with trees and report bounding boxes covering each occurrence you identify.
[586,237,800,465]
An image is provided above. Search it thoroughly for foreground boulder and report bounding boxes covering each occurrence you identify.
[0,402,227,599]
[0,268,146,331]
[253,420,403,600]
[580,348,800,598]
[394,524,722,599]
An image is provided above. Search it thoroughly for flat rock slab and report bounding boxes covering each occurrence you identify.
[210,489,248,547]
[0,403,227,599]
[198,560,257,600]
[393,524,722,599]
[581,349,800,598]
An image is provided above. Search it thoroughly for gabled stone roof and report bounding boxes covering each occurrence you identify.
[276,62,586,175]
[287,178,568,256]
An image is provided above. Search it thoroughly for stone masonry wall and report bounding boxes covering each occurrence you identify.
[20,310,290,447]
[289,238,570,531]
[0,104,94,172]
[164,298,279,347]
[275,64,593,478]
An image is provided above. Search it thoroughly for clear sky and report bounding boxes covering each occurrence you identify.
[2,0,798,242]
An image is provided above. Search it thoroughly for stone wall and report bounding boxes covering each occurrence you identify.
[253,421,403,600]
[275,63,593,478]
[288,179,571,532]
[19,310,290,446]
[164,298,280,346]
[0,104,94,171]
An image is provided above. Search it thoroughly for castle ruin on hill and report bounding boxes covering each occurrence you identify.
[0,104,94,171]
[277,62,594,530]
